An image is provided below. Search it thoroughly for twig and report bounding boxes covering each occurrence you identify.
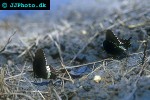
[17,43,35,59]
[0,31,16,53]
[60,62,74,83]
[60,58,113,70]
[57,76,73,82]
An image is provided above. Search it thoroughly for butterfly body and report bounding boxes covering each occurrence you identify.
[103,30,131,56]
[103,40,126,55]
[33,49,57,79]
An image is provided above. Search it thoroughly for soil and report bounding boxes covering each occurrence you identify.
[0,0,150,100]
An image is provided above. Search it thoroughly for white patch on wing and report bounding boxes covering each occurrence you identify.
[46,65,51,72]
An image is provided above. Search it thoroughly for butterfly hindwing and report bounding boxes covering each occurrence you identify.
[33,49,50,79]
[120,37,132,50]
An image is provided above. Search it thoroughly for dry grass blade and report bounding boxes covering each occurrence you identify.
[69,31,100,65]
[17,42,35,59]
[63,58,113,69]
[3,93,34,100]
[48,34,74,83]
[0,68,10,94]
[0,31,16,53]
[60,62,74,83]
[52,88,62,100]
[141,41,148,65]
[48,33,64,62]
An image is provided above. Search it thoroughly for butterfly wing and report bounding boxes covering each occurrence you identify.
[103,40,126,55]
[33,49,48,79]
[106,30,121,45]
[120,37,132,49]
[103,30,127,56]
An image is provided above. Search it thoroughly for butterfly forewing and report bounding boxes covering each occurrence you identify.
[106,30,121,45]
[33,49,48,79]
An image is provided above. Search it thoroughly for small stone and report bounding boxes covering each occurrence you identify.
[93,75,102,83]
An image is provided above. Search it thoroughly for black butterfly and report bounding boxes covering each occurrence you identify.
[33,49,57,79]
[103,30,132,56]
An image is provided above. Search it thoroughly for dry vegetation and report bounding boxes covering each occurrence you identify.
[0,0,150,100]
